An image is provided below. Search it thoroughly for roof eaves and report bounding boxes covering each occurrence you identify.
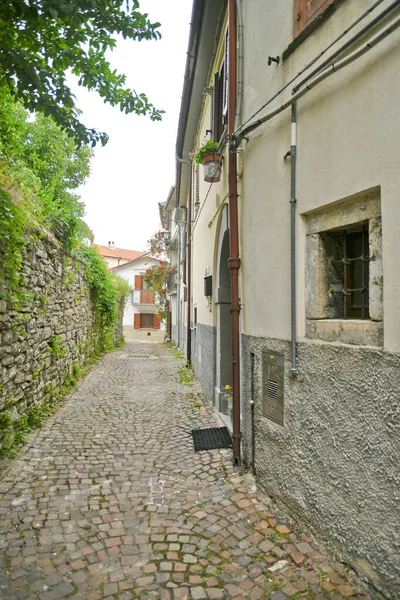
[175,0,226,208]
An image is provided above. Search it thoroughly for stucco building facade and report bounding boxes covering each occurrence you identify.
[113,255,164,342]
[171,1,400,597]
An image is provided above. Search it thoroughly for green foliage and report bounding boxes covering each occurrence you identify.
[0,369,81,457]
[0,0,163,146]
[194,139,220,164]
[0,186,29,302]
[47,335,67,356]
[178,365,193,386]
[147,230,169,257]
[77,246,130,351]
[0,87,93,251]
[143,231,173,320]
[143,260,172,320]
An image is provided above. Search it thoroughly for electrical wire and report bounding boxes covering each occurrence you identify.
[234,0,386,137]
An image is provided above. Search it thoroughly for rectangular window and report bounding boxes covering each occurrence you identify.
[305,190,383,346]
[135,313,160,329]
[322,225,369,319]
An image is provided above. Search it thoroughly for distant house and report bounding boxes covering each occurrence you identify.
[112,254,165,342]
[95,241,145,269]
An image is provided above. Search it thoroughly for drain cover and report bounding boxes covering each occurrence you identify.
[118,354,158,360]
[191,427,232,452]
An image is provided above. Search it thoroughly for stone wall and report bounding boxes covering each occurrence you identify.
[191,323,216,404]
[0,230,122,420]
[241,333,400,599]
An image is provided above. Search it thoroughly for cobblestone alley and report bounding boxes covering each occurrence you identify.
[0,341,375,600]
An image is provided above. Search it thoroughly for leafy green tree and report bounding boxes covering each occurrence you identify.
[0,87,92,249]
[0,0,163,146]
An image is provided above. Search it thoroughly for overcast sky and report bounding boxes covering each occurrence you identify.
[72,0,192,252]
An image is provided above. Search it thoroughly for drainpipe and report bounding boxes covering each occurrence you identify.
[176,223,181,347]
[176,157,193,365]
[228,0,241,466]
[235,0,244,131]
[290,103,297,375]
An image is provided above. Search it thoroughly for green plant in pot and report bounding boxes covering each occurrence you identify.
[194,139,222,183]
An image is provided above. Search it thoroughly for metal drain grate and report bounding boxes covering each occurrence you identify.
[191,427,232,452]
[118,354,158,360]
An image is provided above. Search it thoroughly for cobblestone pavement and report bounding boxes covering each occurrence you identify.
[0,341,375,600]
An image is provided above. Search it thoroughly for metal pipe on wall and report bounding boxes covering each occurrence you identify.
[228,0,242,466]
[176,223,181,347]
[176,158,193,364]
[238,12,400,140]
[290,103,298,376]
[235,0,244,131]
[292,0,400,94]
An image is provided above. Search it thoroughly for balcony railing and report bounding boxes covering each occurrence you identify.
[132,289,155,304]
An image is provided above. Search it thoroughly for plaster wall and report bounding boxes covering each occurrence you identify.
[240,0,400,352]
[101,256,130,269]
[114,257,160,330]
[241,333,400,598]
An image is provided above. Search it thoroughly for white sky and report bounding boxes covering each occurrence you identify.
[72,0,192,252]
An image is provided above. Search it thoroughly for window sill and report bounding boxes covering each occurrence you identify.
[306,319,383,347]
[283,0,345,61]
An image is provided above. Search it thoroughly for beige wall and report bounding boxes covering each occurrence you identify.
[239,0,400,352]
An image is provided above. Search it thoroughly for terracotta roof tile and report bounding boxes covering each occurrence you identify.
[95,245,146,261]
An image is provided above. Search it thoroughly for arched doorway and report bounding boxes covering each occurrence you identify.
[215,205,232,419]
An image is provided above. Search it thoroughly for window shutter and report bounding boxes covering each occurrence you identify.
[134,313,141,329]
[153,314,161,329]
[222,30,228,123]
[134,275,143,290]
[294,0,336,37]
[212,72,220,141]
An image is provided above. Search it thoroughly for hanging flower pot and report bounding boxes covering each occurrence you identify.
[194,139,222,183]
[202,151,222,183]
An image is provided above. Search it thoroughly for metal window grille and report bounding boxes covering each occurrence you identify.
[332,227,370,319]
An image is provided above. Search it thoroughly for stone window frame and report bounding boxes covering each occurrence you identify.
[304,189,383,346]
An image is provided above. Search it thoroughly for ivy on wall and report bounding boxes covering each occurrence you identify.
[0,91,131,458]
[77,246,131,351]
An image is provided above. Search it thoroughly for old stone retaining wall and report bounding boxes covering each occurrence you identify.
[0,230,121,420]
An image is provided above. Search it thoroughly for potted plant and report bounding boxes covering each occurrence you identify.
[194,139,222,183]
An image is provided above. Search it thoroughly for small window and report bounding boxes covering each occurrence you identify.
[135,313,160,329]
[194,307,197,328]
[322,225,369,319]
[305,191,383,346]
